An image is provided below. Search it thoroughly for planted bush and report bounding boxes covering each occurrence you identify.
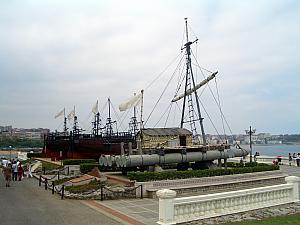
[63,159,96,166]
[127,164,279,182]
[27,152,43,158]
[80,163,99,174]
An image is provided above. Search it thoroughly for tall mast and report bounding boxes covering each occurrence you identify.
[180,18,206,145]
[106,97,113,135]
[63,108,67,134]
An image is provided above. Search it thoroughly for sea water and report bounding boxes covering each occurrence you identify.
[241,144,300,157]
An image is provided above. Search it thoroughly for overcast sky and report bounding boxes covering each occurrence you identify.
[0,0,299,135]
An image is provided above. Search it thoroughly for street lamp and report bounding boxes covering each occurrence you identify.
[9,145,12,161]
[245,126,256,163]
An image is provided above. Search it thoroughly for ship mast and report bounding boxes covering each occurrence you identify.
[92,112,101,136]
[63,108,68,134]
[180,18,206,145]
[106,97,116,136]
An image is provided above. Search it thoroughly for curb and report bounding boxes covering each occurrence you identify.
[81,200,147,225]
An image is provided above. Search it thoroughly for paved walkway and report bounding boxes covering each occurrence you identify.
[0,169,121,225]
[82,165,300,225]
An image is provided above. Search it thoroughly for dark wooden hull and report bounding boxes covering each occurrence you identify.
[43,133,135,160]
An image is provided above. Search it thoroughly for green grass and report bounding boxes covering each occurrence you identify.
[42,161,62,171]
[221,213,300,225]
[65,179,104,193]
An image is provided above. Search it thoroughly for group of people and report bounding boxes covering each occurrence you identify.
[288,153,300,167]
[1,159,32,187]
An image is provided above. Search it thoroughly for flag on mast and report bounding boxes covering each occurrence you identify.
[92,100,98,114]
[67,107,75,120]
[54,108,65,119]
[119,91,143,112]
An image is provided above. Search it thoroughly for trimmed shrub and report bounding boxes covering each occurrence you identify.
[80,163,100,174]
[27,152,43,158]
[127,164,279,182]
[63,159,96,166]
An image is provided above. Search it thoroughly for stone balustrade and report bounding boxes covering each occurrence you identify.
[156,176,300,225]
[136,170,287,198]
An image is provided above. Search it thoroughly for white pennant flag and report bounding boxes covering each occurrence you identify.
[119,91,143,112]
[67,109,75,120]
[92,100,98,114]
[54,108,64,119]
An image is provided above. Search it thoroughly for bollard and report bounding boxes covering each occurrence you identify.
[101,185,104,201]
[58,171,60,180]
[39,175,41,187]
[45,178,48,190]
[43,167,46,175]
[140,185,143,199]
[52,181,55,194]
[67,166,70,175]
[61,185,65,200]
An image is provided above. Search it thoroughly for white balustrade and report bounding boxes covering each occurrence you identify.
[157,176,300,225]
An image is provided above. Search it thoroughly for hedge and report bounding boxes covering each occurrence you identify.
[80,163,100,174]
[63,159,96,166]
[127,164,280,182]
[27,152,43,158]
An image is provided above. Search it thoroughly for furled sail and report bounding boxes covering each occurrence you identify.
[171,71,218,102]
[92,100,98,114]
[54,108,65,119]
[67,108,75,120]
[119,91,143,112]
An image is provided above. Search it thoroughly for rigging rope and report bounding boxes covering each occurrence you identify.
[144,52,183,91]
[144,54,185,126]
[191,49,235,139]
[215,78,226,140]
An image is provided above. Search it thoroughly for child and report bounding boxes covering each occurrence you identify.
[3,163,12,187]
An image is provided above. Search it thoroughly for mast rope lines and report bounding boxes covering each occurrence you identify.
[142,18,234,145]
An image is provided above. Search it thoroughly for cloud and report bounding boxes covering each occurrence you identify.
[0,0,299,134]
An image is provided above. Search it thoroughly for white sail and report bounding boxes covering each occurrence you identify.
[92,100,98,114]
[67,108,75,120]
[54,108,64,119]
[172,72,218,102]
[119,91,143,112]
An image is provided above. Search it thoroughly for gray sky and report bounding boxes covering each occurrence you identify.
[0,0,299,134]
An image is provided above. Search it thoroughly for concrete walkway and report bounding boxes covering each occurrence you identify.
[0,169,121,225]
[82,165,300,225]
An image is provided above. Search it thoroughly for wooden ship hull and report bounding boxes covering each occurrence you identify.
[43,133,136,160]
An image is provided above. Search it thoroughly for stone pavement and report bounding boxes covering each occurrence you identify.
[82,165,300,225]
[0,168,120,225]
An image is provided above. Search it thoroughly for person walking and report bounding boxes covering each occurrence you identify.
[2,163,12,187]
[17,162,24,181]
[11,160,18,181]
[296,154,300,167]
[289,153,293,166]
[26,162,32,178]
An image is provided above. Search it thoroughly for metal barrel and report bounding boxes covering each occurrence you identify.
[121,148,249,167]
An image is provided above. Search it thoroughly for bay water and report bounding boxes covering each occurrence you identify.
[241,144,300,157]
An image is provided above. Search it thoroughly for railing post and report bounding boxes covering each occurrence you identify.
[61,185,65,200]
[140,185,143,199]
[39,175,41,186]
[156,189,176,225]
[101,185,104,201]
[285,176,300,202]
[52,181,55,194]
[45,178,48,190]
[43,167,46,175]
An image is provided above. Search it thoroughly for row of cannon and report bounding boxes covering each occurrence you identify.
[99,148,250,168]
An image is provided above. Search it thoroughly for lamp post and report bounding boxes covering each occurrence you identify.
[245,126,256,163]
[9,145,12,161]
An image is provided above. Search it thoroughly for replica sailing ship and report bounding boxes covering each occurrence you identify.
[43,98,137,160]
[99,18,249,171]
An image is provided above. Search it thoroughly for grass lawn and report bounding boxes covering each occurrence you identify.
[221,213,300,225]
